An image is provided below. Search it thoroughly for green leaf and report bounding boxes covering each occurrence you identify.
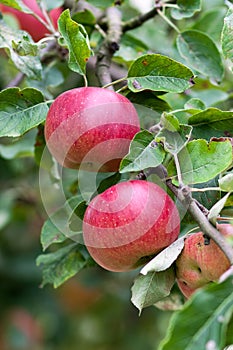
[140,237,185,276]
[127,54,194,93]
[169,139,233,185]
[0,0,31,12]
[177,30,224,83]
[41,195,84,251]
[155,290,184,311]
[40,214,67,252]
[0,130,36,159]
[36,243,93,288]
[219,173,233,192]
[72,8,96,27]
[27,65,64,99]
[193,7,227,42]
[156,117,193,155]
[0,88,49,137]
[120,130,165,173]
[131,267,175,314]
[11,38,38,56]
[208,193,231,224]
[192,178,221,210]
[115,33,148,62]
[126,91,171,114]
[58,9,92,75]
[221,7,233,62]
[159,276,233,350]
[160,113,180,132]
[171,0,201,19]
[95,172,121,196]
[184,98,206,111]
[0,20,42,79]
[188,108,233,139]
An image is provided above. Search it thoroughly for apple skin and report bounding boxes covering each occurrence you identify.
[176,228,232,298]
[83,180,180,272]
[44,87,140,172]
[0,0,62,42]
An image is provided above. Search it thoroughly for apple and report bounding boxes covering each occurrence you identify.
[0,0,62,42]
[44,87,140,172]
[176,227,233,298]
[83,179,180,272]
[216,222,233,236]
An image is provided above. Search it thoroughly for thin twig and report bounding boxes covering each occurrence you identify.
[5,72,25,88]
[122,7,158,32]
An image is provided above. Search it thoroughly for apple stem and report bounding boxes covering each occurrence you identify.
[174,154,184,187]
[102,77,127,89]
[157,9,180,34]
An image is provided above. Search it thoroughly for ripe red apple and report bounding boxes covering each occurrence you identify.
[44,87,140,172]
[0,0,62,42]
[83,180,180,272]
[176,227,233,298]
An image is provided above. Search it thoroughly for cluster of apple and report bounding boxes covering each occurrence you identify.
[0,0,62,42]
[4,0,230,301]
[44,87,180,269]
[44,86,233,299]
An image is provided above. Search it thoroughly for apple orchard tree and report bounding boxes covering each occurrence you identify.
[0,0,233,349]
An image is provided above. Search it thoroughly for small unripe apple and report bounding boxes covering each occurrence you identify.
[0,0,62,42]
[176,228,232,298]
[83,180,180,272]
[45,87,140,172]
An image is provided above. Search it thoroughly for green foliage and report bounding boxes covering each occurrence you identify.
[0,0,233,349]
[159,274,233,350]
[36,243,95,288]
[177,30,224,83]
[171,0,201,19]
[127,54,194,93]
[120,130,165,173]
[221,7,233,62]
[0,19,42,79]
[58,9,92,77]
[168,139,233,185]
[131,267,176,315]
[0,88,48,137]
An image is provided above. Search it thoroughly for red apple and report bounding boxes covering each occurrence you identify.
[83,180,180,272]
[0,0,62,42]
[44,87,140,172]
[176,228,233,298]
[217,222,233,236]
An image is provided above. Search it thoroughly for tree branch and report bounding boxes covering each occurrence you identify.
[122,7,159,32]
[166,179,233,265]
[96,7,122,88]
[144,165,233,265]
